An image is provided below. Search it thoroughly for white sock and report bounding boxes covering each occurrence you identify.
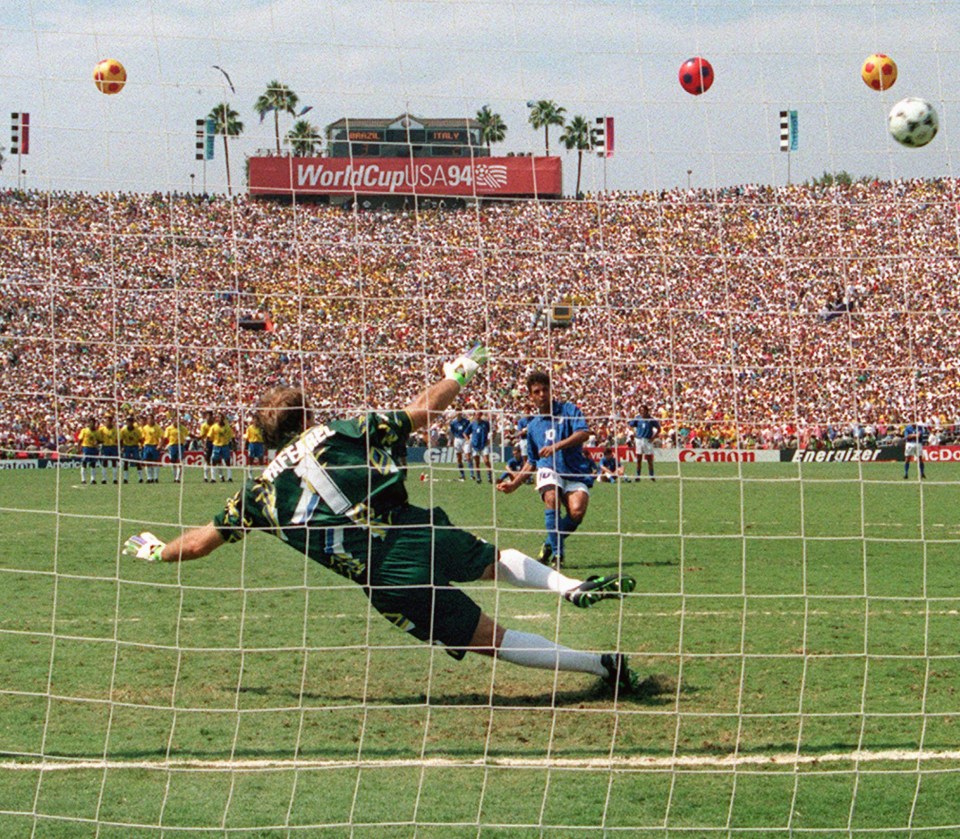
[497,629,607,676]
[497,548,581,594]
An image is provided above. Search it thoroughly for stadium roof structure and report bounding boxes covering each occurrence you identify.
[325,113,482,133]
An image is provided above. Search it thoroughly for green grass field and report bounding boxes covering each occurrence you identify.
[2,461,960,837]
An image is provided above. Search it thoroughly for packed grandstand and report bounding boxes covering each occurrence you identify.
[1,177,957,456]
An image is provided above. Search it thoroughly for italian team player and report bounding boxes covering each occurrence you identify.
[497,371,596,568]
[903,420,928,480]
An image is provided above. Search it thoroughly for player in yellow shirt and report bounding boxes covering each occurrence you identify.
[198,410,215,482]
[77,417,101,485]
[98,415,119,483]
[140,413,165,483]
[208,412,234,482]
[243,415,266,468]
[119,415,144,483]
[164,414,190,483]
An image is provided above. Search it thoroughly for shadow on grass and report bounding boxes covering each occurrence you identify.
[293,686,662,707]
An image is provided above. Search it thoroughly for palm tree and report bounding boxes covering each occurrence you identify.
[475,105,507,151]
[559,115,592,198]
[208,102,244,196]
[528,100,566,156]
[255,80,299,155]
[286,120,322,156]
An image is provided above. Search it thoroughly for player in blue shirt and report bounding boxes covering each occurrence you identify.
[499,444,527,484]
[469,411,493,483]
[449,411,474,481]
[628,406,661,481]
[903,420,928,479]
[498,371,596,568]
[598,447,624,483]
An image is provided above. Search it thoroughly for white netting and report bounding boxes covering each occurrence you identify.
[2,1,960,836]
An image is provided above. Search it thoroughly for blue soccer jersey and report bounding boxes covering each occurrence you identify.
[526,399,595,481]
[450,416,471,441]
[629,416,661,440]
[469,418,490,450]
[904,423,928,443]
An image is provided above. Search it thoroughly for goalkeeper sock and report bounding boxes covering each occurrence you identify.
[497,548,580,593]
[497,629,606,676]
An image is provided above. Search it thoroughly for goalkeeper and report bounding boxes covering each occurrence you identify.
[126,345,644,697]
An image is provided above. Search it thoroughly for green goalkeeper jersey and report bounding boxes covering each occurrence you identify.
[213,411,413,582]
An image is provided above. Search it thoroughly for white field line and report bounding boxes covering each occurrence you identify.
[17,606,960,628]
[3,750,960,773]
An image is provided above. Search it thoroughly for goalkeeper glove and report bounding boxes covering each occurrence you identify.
[443,342,489,388]
[123,532,166,562]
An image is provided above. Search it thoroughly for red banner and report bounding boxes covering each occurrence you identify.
[248,155,563,198]
[922,445,960,462]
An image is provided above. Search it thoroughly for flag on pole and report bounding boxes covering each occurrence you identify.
[591,116,615,158]
[779,110,798,152]
[10,112,29,155]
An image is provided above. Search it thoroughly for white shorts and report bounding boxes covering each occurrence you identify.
[472,445,490,457]
[536,467,591,497]
[905,442,924,459]
[454,437,469,455]
[635,438,654,456]
[518,439,528,457]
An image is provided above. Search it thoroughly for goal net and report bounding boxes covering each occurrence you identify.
[2,2,960,835]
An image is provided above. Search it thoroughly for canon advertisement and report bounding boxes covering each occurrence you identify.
[248,155,563,198]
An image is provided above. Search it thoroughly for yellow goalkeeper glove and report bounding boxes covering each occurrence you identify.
[443,342,489,387]
[123,532,166,562]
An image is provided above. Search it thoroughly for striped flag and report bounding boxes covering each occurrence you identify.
[779,110,798,152]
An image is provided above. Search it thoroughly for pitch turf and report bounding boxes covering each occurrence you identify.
[2,461,960,836]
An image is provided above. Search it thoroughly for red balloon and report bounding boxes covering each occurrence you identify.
[679,56,714,95]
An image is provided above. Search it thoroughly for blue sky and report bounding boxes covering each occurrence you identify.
[2,0,959,194]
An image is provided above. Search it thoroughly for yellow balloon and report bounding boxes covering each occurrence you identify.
[861,53,897,91]
[93,58,127,95]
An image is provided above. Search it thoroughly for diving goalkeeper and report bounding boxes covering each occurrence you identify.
[125,345,645,697]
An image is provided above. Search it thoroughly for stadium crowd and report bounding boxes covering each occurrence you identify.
[2,177,959,457]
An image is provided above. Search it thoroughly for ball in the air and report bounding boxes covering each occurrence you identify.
[888,97,938,148]
[861,54,897,91]
[678,56,714,96]
[94,59,127,95]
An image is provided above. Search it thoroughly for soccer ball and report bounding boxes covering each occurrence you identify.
[887,98,938,148]
[93,59,127,95]
[861,53,897,91]
[678,56,714,96]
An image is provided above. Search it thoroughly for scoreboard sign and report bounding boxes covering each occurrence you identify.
[347,129,383,141]
[428,128,468,143]
[249,155,563,198]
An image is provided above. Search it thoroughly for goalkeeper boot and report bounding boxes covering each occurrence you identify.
[565,574,636,609]
[600,653,638,696]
